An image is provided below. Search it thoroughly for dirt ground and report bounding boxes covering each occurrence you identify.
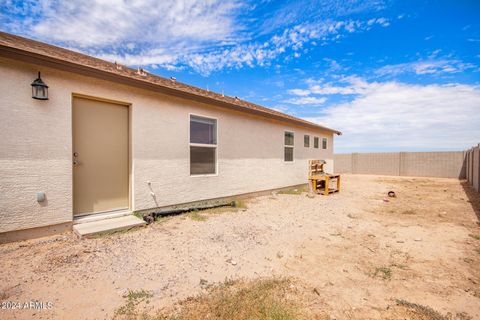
[1,174,479,320]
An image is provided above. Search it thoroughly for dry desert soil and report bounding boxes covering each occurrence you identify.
[1,174,479,319]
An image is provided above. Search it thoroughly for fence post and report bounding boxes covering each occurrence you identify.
[467,149,471,184]
[477,144,480,192]
[470,148,474,185]
[399,152,405,176]
[352,153,357,174]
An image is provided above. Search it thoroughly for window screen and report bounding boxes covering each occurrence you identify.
[284,131,294,162]
[284,131,294,146]
[190,115,217,175]
[190,115,217,145]
[284,147,294,162]
[190,146,216,175]
[304,135,310,147]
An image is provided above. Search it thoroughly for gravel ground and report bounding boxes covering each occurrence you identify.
[0,174,479,319]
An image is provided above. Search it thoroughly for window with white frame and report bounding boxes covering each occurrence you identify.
[190,115,217,175]
[304,135,310,147]
[322,137,327,149]
[314,137,319,148]
[284,131,294,162]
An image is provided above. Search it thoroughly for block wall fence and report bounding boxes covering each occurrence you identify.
[465,145,480,192]
[334,149,480,192]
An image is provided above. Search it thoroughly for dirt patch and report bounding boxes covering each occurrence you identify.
[0,174,479,319]
[113,278,330,320]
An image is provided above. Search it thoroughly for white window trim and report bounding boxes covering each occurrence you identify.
[189,113,219,177]
[284,130,295,163]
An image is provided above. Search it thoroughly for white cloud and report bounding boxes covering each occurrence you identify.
[173,18,391,74]
[323,57,343,72]
[305,79,480,152]
[288,89,311,96]
[2,0,245,74]
[291,76,370,95]
[16,0,242,48]
[1,0,393,75]
[181,18,389,73]
[372,17,389,27]
[376,59,476,76]
[284,96,326,105]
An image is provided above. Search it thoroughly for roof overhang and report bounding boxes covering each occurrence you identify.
[0,38,342,135]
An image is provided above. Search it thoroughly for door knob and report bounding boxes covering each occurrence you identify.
[73,152,78,157]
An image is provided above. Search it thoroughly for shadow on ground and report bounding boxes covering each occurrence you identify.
[461,181,480,222]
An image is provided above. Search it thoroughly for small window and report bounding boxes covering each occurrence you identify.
[284,131,294,162]
[304,135,310,147]
[190,115,217,175]
[322,137,327,150]
[314,137,319,148]
[284,131,294,146]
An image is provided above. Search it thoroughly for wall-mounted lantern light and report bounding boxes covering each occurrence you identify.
[31,72,48,100]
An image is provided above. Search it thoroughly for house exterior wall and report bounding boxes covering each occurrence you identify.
[0,57,334,233]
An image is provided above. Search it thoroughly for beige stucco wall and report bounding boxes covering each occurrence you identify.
[0,57,334,233]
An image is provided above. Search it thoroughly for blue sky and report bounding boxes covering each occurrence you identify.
[1,0,479,152]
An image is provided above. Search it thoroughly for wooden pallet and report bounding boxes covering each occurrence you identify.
[308,160,341,196]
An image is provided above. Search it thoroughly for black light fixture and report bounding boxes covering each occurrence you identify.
[31,72,48,100]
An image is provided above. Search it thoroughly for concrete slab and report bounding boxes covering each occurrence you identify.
[73,209,132,225]
[73,215,146,238]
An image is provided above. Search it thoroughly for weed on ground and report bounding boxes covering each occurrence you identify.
[113,289,153,319]
[374,267,392,280]
[186,210,208,221]
[184,199,248,221]
[392,299,447,320]
[112,278,329,320]
[277,185,308,195]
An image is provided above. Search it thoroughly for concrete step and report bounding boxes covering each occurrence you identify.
[73,215,146,238]
[73,209,132,225]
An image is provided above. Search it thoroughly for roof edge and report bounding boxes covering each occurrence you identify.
[0,32,342,135]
